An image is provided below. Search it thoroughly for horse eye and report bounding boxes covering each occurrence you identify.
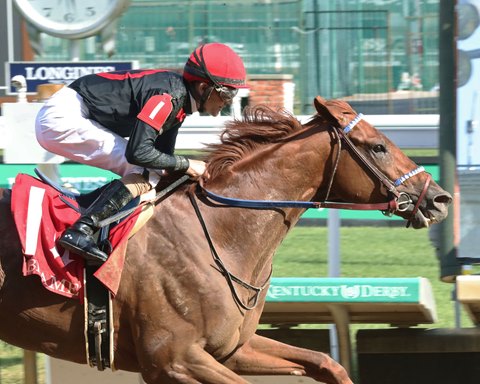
[372,144,386,153]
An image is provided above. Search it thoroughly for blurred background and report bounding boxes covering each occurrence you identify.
[0,0,440,115]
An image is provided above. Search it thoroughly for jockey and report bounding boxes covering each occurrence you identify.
[35,43,248,265]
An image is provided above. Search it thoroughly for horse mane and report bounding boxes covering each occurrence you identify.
[205,105,304,180]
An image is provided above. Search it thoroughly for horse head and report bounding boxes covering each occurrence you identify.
[312,96,452,229]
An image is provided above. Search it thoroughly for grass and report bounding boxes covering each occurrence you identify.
[0,224,470,382]
[0,345,45,384]
[273,225,471,329]
[402,148,438,158]
[0,343,23,383]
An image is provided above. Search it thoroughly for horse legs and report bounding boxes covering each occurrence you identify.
[222,334,353,384]
[141,344,251,384]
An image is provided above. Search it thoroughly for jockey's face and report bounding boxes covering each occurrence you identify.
[195,82,232,116]
[205,87,231,116]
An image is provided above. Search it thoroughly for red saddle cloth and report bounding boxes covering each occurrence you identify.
[11,174,140,301]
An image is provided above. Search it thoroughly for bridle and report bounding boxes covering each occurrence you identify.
[188,113,432,310]
[330,114,431,228]
[197,113,431,225]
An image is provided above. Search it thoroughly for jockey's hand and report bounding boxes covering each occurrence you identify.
[186,159,209,180]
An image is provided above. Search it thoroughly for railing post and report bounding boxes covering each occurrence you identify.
[438,0,461,281]
[23,350,37,384]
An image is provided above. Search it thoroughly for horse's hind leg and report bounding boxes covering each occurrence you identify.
[141,344,251,384]
[222,334,353,384]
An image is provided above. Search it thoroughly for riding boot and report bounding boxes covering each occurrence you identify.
[58,179,134,265]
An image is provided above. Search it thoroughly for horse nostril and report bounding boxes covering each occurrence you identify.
[434,193,453,205]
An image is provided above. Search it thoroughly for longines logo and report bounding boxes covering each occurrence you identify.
[7,61,137,94]
[24,65,116,81]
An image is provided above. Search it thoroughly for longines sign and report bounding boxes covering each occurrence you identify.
[5,61,139,95]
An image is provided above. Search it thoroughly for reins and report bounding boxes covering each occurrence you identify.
[98,175,191,227]
[188,190,272,311]
[197,113,428,218]
[198,180,399,212]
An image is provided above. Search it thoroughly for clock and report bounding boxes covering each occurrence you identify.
[13,0,131,39]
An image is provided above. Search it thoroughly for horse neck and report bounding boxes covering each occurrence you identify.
[203,129,329,283]
[226,128,327,199]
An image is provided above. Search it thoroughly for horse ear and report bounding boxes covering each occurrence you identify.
[313,96,338,125]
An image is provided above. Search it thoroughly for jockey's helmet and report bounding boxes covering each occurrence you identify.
[183,43,247,102]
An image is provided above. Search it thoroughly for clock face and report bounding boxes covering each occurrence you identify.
[14,0,130,39]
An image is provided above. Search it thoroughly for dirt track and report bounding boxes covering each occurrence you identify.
[50,357,320,383]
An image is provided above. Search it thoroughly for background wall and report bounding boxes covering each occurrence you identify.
[7,0,441,115]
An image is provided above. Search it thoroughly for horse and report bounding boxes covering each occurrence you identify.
[0,96,451,384]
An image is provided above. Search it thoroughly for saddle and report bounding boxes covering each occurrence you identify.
[11,169,148,370]
[12,169,189,370]
[37,168,150,370]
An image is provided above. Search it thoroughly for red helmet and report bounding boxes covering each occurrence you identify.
[183,43,247,89]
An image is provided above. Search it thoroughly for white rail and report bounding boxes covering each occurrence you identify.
[0,113,439,151]
[176,114,439,150]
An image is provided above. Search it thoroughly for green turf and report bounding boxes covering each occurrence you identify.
[273,225,471,329]
[0,345,45,384]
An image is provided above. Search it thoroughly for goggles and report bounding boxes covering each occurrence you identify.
[215,86,238,104]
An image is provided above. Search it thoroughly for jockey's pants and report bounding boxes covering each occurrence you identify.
[35,86,158,196]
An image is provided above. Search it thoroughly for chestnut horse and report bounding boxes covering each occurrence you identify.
[0,97,451,384]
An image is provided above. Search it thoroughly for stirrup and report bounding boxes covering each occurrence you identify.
[58,234,108,265]
[74,247,108,266]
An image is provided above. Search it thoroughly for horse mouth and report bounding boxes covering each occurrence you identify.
[406,192,452,229]
[409,211,433,229]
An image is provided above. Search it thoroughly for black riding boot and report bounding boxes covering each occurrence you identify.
[58,179,134,265]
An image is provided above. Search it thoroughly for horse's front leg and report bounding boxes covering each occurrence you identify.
[222,333,353,384]
[140,343,252,384]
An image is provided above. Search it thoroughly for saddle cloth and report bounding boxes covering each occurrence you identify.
[11,173,141,301]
